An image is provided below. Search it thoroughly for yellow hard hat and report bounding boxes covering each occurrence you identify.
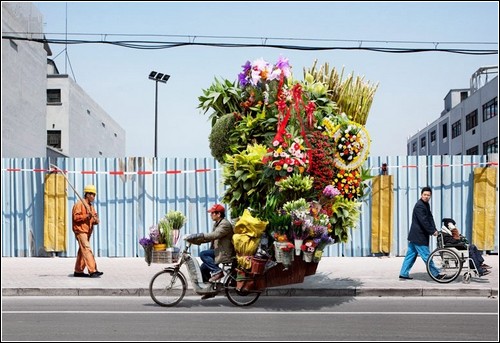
[83,184,97,195]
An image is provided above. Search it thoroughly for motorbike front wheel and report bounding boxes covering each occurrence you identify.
[149,268,187,307]
[224,270,261,307]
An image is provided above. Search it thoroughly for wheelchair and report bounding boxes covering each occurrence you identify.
[426,220,480,284]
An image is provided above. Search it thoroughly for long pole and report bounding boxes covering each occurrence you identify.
[154,80,159,158]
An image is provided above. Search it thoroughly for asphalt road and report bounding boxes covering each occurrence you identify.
[2,296,498,341]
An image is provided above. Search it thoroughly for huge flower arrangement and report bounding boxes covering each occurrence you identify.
[198,57,377,261]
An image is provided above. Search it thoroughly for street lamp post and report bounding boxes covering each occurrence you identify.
[148,71,170,158]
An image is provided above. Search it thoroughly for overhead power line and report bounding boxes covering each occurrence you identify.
[2,33,498,55]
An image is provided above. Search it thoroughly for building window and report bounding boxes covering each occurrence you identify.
[466,110,478,131]
[412,142,417,153]
[460,91,468,102]
[483,137,498,154]
[482,98,497,122]
[442,123,448,139]
[47,130,61,149]
[47,89,61,104]
[420,137,426,148]
[430,130,436,143]
[451,120,461,139]
[466,146,478,155]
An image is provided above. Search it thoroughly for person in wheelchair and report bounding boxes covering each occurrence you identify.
[441,218,491,277]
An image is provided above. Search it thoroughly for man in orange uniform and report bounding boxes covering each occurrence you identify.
[72,184,103,278]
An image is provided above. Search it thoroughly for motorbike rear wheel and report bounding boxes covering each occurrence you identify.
[149,268,187,307]
[224,270,261,306]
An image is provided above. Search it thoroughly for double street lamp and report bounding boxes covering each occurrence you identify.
[148,71,170,158]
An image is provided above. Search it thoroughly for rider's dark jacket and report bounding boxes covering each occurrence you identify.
[197,218,234,264]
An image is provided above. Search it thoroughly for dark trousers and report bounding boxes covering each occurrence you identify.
[199,249,222,277]
[469,244,485,273]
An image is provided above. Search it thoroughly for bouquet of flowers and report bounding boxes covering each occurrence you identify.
[301,239,317,262]
[165,210,187,246]
[149,225,164,244]
[301,240,317,253]
[139,236,154,265]
[165,210,186,230]
[263,135,310,177]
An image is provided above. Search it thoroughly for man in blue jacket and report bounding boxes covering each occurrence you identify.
[399,187,444,280]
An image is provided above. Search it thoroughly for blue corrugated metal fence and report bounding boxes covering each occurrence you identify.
[1,155,497,257]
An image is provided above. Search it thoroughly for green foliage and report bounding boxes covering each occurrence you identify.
[228,113,277,155]
[157,218,173,247]
[329,198,361,243]
[165,210,186,230]
[304,61,378,125]
[275,173,315,201]
[209,113,237,163]
[197,77,243,127]
[222,144,269,218]
[282,198,309,214]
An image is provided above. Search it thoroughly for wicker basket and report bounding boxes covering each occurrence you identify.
[151,250,179,264]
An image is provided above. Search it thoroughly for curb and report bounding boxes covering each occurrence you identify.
[3,287,497,297]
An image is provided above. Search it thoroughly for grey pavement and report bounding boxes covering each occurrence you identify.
[1,255,497,298]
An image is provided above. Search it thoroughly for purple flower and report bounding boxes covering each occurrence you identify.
[323,185,340,199]
[238,61,251,87]
[274,56,291,78]
[139,237,154,248]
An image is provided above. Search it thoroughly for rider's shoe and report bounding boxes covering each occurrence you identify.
[480,270,491,277]
[201,293,216,300]
[209,271,224,282]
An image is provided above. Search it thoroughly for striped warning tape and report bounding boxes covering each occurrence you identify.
[1,167,223,175]
[1,161,496,175]
[372,161,497,170]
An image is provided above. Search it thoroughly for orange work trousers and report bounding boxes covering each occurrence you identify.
[74,232,97,274]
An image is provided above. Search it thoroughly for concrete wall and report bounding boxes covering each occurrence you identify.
[1,2,47,158]
[46,75,126,157]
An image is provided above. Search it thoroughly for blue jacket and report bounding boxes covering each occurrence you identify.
[407,198,437,246]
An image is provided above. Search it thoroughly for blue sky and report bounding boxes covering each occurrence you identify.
[32,1,498,158]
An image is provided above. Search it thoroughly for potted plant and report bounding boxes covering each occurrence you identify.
[165,210,186,246]
[157,218,173,248]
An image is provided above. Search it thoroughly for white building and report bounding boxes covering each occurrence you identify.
[2,2,126,158]
[407,66,498,157]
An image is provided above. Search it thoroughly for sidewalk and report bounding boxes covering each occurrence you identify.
[1,255,497,297]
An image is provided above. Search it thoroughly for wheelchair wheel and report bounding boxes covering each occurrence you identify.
[427,248,462,283]
[463,272,471,284]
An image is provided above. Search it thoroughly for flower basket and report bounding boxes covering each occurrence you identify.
[303,251,313,263]
[313,249,323,262]
[273,242,294,266]
[151,250,179,264]
[250,256,268,275]
[153,243,167,251]
[294,239,303,256]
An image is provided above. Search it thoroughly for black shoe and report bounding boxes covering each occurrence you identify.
[208,271,224,282]
[436,274,447,280]
[74,272,89,277]
[481,264,492,269]
[201,293,216,300]
[89,271,103,278]
[480,270,491,277]
[399,275,413,280]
